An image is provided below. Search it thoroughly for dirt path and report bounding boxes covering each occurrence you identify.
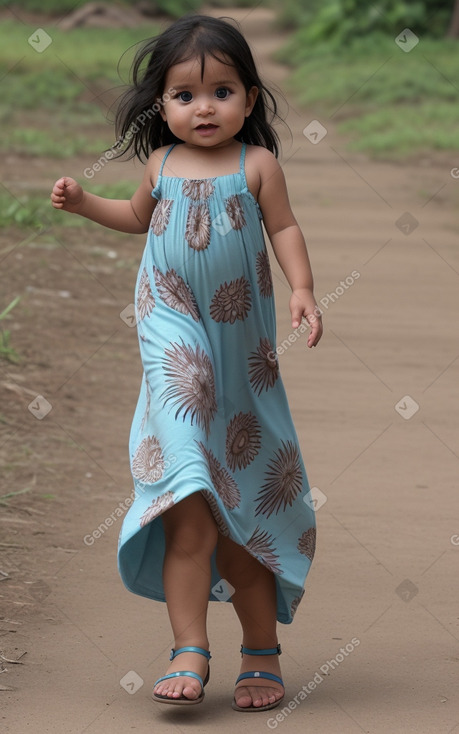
[1,6,459,733]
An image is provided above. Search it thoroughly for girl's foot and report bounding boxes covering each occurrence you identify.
[234,651,284,709]
[153,648,210,701]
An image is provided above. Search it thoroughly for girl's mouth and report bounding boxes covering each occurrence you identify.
[195,123,218,136]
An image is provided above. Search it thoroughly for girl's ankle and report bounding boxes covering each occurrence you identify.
[173,639,210,651]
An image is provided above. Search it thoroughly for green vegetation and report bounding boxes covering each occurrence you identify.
[0,182,138,230]
[338,101,459,156]
[9,0,201,16]
[0,20,162,160]
[0,297,21,363]
[1,4,458,165]
[0,487,32,506]
[0,21,159,115]
[279,33,459,158]
[275,0,452,38]
[1,128,110,158]
[8,0,259,13]
[274,0,459,158]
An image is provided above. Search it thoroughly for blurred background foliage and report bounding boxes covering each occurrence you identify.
[276,0,453,42]
[8,0,257,16]
[8,0,457,34]
[1,0,458,234]
[2,0,457,360]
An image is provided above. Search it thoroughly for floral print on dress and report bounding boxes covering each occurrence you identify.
[150,199,173,236]
[131,435,165,484]
[226,411,261,471]
[161,340,217,436]
[137,268,155,321]
[254,440,303,518]
[246,525,282,574]
[248,337,279,395]
[225,194,246,230]
[210,276,251,324]
[153,266,200,322]
[182,179,215,201]
[297,527,316,561]
[197,442,241,510]
[140,490,175,528]
[256,250,273,298]
[201,489,230,536]
[119,144,315,624]
[185,202,211,250]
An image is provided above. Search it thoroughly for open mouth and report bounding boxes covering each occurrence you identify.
[196,123,218,130]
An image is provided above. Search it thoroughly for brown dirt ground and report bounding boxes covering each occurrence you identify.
[1,6,459,733]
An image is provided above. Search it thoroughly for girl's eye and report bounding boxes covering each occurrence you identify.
[178,91,193,102]
[215,87,230,99]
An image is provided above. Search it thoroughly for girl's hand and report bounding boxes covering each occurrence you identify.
[50,177,84,212]
[289,288,323,348]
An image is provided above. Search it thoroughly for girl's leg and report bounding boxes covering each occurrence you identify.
[153,492,218,701]
[215,535,284,709]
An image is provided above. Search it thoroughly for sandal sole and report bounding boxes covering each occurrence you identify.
[152,692,205,705]
[232,695,284,712]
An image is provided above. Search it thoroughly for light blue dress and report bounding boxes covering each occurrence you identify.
[117,143,316,623]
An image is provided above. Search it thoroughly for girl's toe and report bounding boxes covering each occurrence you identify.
[235,682,284,708]
[182,683,199,700]
[234,685,253,708]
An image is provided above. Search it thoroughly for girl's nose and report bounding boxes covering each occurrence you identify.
[195,96,214,115]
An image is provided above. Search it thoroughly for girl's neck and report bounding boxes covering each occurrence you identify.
[162,139,243,179]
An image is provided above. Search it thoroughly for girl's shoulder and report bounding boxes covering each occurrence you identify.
[245,144,282,191]
[145,145,175,186]
[243,145,281,201]
[245,144,277,163]
[148,145,174,169]
[245,144,280,174]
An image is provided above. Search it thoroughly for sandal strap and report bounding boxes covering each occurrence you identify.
[170,646,212,661]
[154,670,204,688]
[240,644,282,657]
[235,671,284,686]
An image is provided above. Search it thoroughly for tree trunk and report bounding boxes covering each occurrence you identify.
[447,0,459,38]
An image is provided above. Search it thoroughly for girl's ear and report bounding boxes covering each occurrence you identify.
[245,86,259,118]
[159,104,167,122]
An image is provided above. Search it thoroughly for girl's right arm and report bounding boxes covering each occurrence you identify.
[50,152,161,234]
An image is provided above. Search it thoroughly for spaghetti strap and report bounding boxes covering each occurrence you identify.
[239,142,247,178]
[159,144,176,176]
[151,144,176,199]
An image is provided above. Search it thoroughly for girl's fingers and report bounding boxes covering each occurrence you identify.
[305,312,323,347]
[52,186,65,199]
[290,305,304,329]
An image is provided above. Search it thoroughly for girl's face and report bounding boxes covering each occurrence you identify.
[159,55,258,149]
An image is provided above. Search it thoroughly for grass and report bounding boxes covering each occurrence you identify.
[8,0,257,13]
[7,0,201,16]
[339,102,459,156]
[0,20,160,119]
[0,182,138,230]
[2,17,458,165]
[0,296,21,363]
[0,487,32,506]
[278,34,459,157]
[0,128,111,158]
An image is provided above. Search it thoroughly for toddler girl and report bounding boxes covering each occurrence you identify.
[51,14,322,712]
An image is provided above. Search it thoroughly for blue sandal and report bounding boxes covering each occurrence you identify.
[232,644,285,712]
[152,645,211,705]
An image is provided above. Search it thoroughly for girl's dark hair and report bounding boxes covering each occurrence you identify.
[113,14,281,160]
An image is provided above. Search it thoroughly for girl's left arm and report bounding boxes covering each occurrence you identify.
[256,149,323,347]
